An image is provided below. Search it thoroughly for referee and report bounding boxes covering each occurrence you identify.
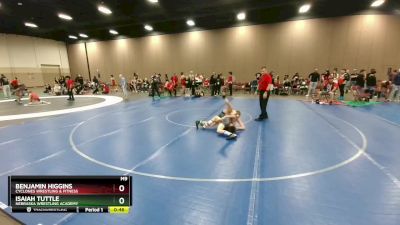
[255,66,272,121]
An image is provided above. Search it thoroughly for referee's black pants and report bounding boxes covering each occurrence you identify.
[259,90,270,119]
[68,88,74,100]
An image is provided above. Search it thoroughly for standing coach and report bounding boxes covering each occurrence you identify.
[255,66,272,121]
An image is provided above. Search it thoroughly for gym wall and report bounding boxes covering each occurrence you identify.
[67,14,400,82]
[0,34,70,87]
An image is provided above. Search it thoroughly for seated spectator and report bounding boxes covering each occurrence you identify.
[143,78,150,92]
[43,84,52,94]
[250,74,259,95]
[390,71,400,102]
[317,77,338,104]
[366,69,377,97]
[54,83,62,96]
[299,79,308,95]
[102,83,110,94]
[376,80,391,102]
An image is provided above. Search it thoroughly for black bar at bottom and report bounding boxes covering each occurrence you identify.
[12,206,109,213]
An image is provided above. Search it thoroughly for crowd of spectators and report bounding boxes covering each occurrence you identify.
[1,67,400,103]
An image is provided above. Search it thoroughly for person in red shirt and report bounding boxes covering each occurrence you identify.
[255,66,273,121]
[227,72,234,96]
[25,90,50,105]
[66,76,75,101]
[338,70,346,100]
[317,76,338,104]
[11,77,19,89]
[171,74,179,96]
[110,74,117,92]
[29,91,40,103]
[102,83,110,94]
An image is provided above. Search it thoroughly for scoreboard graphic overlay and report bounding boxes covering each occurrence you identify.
[8,176,132,213]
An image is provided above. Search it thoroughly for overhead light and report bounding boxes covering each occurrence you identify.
[98,5,112,15]
[299,4,311,13]
[109,29,118,35]
[148,0,158,3]
[79,33,88,38]
[186,19,195,27]
[371,0,385,7]
[58,13,73,21]
[144,25,153,31]
[237,12,246,21]
[18,2,22,6]
[68,35,78,39]
[24,22,38,28]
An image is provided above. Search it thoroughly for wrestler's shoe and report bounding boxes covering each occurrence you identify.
[226,133,237,140]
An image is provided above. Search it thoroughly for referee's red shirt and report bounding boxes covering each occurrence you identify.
[258,73,272,91]
[67,79,74,89]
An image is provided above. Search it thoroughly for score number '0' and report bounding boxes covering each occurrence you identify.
[118,185,125,204]
[118,176,128,205]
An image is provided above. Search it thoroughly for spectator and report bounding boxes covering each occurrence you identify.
[318,76,339,103]
[75,75,84,94]
[171,73,179,96]
[227,72,234,96]
[58,75,66,88]
[11,77,19,89]
[130,77,137,93]
[119,74,128,99]
[210,73,216,96]
[102,83,110,94]
[332,68,339,79]
[54,83,62,96]
[110,74,118,92]
[356,70,366,88]
[306,69,320,97]
[43,84,52,94]
[92,76,100,94]
[66,76,75,101]
[366,69,377,97]
[0,74,11,99]
[343,69,351,93]
[388,69,397,83]
[186,74,193,97]
[322,70,330,81]
[215,74,223,96]
[180,73,187,96]
[390,71,400,102]
[150,74,161,99]
[338,70,346,100]
[143,78,150,92]
[250,74,260,95]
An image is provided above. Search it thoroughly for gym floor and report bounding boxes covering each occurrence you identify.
[0,94,399,225]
